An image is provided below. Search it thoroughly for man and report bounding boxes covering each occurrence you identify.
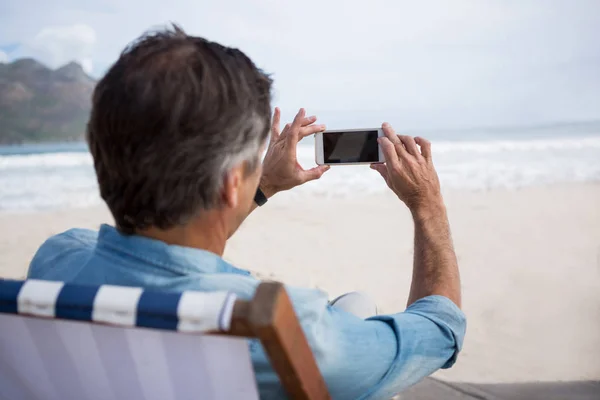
[29,26,465,399]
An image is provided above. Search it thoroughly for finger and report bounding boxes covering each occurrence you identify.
[382,122,400,144]
[415,137,432,160]
[382,122,408,157]
[301,165,330,182]
[378,137,400,169]
[285,108,306,145]
[370,163,389,181]
[299,124,326,140]
[398,135,420,158]
[281,123,291,137]
[300,115,317,127]
[270,107,281,141]
[291,108,306,131]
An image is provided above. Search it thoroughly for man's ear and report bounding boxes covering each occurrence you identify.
[222,165,244,208]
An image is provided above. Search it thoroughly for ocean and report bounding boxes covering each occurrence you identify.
[1,122,600,212]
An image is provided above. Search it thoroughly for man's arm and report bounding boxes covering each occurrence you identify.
[410,199,461,307]
[276,284,466,399]
[247,181,276,214]
[371,123,461,308]
[297,128,464,398]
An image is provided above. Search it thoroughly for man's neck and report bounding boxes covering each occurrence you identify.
[136,216,228,256]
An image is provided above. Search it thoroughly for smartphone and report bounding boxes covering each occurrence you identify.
[315,128,385,165]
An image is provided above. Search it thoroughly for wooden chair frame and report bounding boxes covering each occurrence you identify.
[226,282,330,400]
[0,279,329,399]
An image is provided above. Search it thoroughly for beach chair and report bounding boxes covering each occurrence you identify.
[0,279,330,400]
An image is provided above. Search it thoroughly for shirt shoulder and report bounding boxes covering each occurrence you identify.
[27,228,99,280]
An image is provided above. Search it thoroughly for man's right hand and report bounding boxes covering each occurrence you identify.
[372,122,461,309]
[370,122,442,215]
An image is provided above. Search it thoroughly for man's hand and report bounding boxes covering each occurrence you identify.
[370,123,442,215]
[260,107,330,197]
[370,122,461,308]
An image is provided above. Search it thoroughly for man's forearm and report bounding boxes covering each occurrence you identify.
[227,180,276,239]
[407,199,461,308]
[248,180,276,213]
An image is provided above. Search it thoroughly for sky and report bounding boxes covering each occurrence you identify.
[0,0,599,129]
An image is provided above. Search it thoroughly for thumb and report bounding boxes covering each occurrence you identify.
[301,165,330,182]
[370,163,389,181]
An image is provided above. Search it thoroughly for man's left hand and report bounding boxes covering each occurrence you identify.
[260,107,330,197]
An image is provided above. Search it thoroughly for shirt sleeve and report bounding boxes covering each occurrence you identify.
[363,295,466,399]
[290,293,466,400]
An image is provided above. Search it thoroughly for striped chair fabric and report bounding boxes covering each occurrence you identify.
[0,279,258,400]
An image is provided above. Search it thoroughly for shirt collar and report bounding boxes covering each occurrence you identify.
[96,224,250,277]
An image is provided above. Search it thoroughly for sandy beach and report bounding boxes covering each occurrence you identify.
[1,183,599,386]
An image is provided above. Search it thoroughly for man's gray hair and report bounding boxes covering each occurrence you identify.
[86,25,273,234]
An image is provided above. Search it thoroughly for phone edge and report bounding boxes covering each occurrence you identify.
[314,132,324,165]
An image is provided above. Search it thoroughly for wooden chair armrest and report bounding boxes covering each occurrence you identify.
[230,282,331,400]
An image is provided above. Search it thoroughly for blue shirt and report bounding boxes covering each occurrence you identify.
[28,224,466,400]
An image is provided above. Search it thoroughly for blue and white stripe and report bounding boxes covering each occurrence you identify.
[0,279,237,332]
[0,279,258,400]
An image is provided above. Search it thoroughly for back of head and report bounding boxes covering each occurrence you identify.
[87,25,272,234]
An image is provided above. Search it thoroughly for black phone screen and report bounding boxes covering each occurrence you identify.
[323,130,379,163]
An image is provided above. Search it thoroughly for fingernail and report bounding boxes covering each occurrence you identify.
[382,122,390,128]
[308,115,317,120]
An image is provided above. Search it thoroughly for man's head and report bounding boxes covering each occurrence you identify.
[87,25,272,238]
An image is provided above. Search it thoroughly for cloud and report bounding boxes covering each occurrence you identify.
[80,58,93,74]
[0,0,599,127]
[0,50,7,63]
[13,23,96,73]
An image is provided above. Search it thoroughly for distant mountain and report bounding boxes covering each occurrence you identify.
[0,58,96,144]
